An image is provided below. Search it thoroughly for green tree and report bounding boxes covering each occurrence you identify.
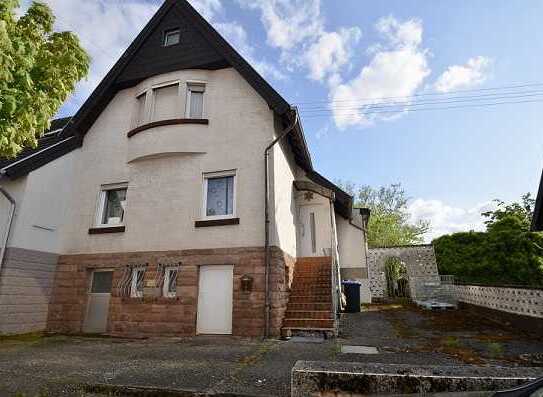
[433,193,543,287]
[482,193,535,232]
[0,0,90,158]
[338,181,430,248]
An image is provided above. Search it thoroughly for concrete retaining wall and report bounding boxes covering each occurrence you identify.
[452,284,543,319]
[291,361,543,396]
[0,247,58,334]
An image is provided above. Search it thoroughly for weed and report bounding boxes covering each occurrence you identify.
[487,342,504,358]
[443,336,460,348]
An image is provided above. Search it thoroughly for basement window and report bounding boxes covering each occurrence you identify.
[131,267,146,298]
[164,29,180,46]
[163,266,178,298]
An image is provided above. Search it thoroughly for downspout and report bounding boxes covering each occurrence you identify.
[0,181,16,277]
[264,107,299,338]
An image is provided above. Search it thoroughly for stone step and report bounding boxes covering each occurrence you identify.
[295,256,332,265]
[283,318,335,328]
[290,286,332,295]
[285,310,333,319]
[288,295,332,303]
[287,302,332,311]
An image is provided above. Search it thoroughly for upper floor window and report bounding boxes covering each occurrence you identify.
[152,83,180,121]
[134,92,147,127]
[164,29,180,46]
[96,183,127,226]
[186,83,205,119]
[203,170,236,219]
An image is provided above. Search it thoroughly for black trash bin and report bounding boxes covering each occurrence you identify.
[342,280,361,313]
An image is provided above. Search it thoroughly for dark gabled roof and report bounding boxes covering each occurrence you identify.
[305,169,353,219]
[0,0,358,213]
[532,169,543,231]
[58,0,311,166]
[0,117,78,178]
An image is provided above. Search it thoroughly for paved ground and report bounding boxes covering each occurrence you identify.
[1,304,541,396]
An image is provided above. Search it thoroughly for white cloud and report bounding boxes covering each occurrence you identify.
[408,198,497,242]
[330,16,431,129]
[215,22,285,80]
[237,0,323,51]
[237,0,361,84]
[189,0,222,21]
[434,56,492,93]
[305,27,362,82]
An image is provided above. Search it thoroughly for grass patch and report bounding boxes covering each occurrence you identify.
[0,332,44,344]
[486,342,504,358]
[443,336,461,348]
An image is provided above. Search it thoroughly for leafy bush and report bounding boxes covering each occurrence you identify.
[433,218,543,287]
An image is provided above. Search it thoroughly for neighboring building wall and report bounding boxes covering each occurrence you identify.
[60,68,275,254]
[336,215,370,303]
[0,248,58,334]
[47,246,294,337]
[0,153,74,334]
[452,284,543,319]
[367,245,440,300]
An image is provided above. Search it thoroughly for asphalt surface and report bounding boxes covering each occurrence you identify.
[1,305,541,396]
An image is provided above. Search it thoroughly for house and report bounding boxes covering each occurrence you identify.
[0,0,370,337]
[532,169,543,231]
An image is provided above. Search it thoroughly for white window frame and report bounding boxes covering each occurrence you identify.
[185,82,206,119]
[164,28,181,46]
[132,90,150,128]
[94,182,128,228]
[130,267,146,298]
[202,170,237,220]
[163,266,178,298]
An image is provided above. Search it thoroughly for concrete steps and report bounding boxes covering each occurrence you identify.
[281,256,336,337]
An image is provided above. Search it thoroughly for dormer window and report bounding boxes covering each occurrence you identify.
[186,83,205,119]
[164,29,180,46]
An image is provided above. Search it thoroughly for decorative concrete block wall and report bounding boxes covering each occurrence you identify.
[367,245,440,299]
[0,247,59,334]
[453,284,543,319]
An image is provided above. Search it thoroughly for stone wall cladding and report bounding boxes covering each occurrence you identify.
[367,245,440,299]
[453,284,543,319]
[47,246,295,337]
[0,247,58,335]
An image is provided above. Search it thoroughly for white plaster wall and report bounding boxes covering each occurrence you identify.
[61,68,276,254]
[269,135,297,258]
[295,189,332,257]
[337,215,366,269]
[0,152,75,254]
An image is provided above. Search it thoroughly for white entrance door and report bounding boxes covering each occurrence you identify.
[299,205,319,257]
[197,265,233,334]
[83,270,113,333]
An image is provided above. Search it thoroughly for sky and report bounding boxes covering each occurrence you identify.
[19,0,543,241]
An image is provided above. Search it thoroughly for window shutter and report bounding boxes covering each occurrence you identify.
[153,84,179,121]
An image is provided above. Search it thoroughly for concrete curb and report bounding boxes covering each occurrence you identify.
[291,361,543,396]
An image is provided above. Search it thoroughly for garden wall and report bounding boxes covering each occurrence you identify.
[452,284,543,318]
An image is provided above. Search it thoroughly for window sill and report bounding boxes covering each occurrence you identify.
[127,118,209,138]
[195,218,240,228]
[88,225,126,234]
